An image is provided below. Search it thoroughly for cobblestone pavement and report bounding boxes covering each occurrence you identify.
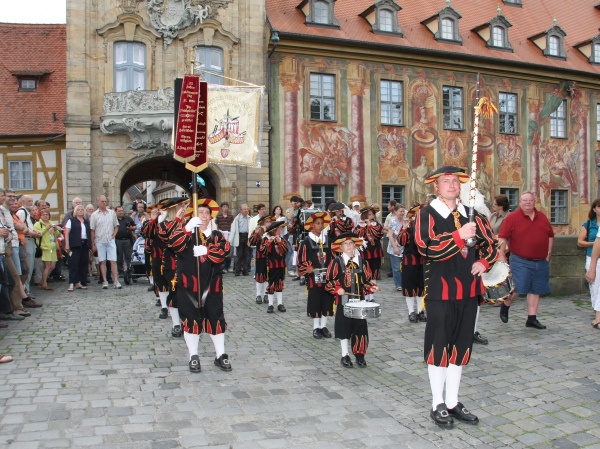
[1,270,599,449]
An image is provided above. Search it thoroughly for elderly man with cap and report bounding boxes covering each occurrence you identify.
[325,232,379,368]
[259,220,289,313]
[297,211,334,339]
[415,165,497,429]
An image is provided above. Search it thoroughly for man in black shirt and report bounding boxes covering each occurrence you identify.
[115,206,136,275]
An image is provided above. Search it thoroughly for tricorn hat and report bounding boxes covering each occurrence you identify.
[425,166,470,184]
[331,232,363,254]
[328,202,345,212]
[161,197,189,210]
[147,198,171,211]
[258,215,273,226]
[304,211,331,231]
[265,220,287,234]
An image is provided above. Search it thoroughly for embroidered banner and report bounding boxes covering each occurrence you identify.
[185,81,209,173]
[174,75,201,163]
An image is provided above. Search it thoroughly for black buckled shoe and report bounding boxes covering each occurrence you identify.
[171,325,183,338]
[214,354,232,371]
[277,304,286,312]
[526,319,546,329]
[473,331,488,345]
[255,295,262,304]
[500,303,509,323]
[341,355,353,368]
[263,294,268,303]
[320,327,332,338]
[409,312,417,323]
[189,355,201,373]
[155,299,161,307]
[355,354,367,368]
[159,308,168,319]
[430,403,454,429]
[267,305,274,314]
[313,328,323,339]
[447,402,479,425]
[418,311,427,322]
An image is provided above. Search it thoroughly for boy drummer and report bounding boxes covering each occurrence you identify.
[249,215,272,304]
[325,232,379,368]
[297,211,334,339]
[259,220,289,313]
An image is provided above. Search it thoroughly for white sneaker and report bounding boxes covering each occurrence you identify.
[114,281,122,289]
[102,281,109,289]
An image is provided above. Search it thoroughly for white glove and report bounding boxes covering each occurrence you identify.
[158,211,167,223]
[193,245,208,257]
[185,217,202,232]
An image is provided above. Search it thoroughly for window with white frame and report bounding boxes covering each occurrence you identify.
[8,161,33,191]
[441,18,454,40]
[310,73,335,121]
[443,86,463,130]
[311,184,336,210]
[550,190,568,224]
[500,187,519,211]
[499,92,518,134]
[195,47,224,85]
[313,0,329,24]
[114,42,146,92]
[550,100,567,138]
[548,35,559,56]
[19,79,37,91]
[378,9,393,32]
[493,26,504,47]
[382,185,405,221]
[380,80,403,126]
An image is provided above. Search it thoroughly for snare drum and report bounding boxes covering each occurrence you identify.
[343,300,382,319]
[482,261,514,301]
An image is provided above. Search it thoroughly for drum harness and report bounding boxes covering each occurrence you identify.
[338,255,363,305]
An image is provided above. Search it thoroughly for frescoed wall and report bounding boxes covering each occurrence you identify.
[270,55,598,234]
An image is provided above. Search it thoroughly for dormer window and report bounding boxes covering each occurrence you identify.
[502,0,522,5]
[360,0,403,36]
[19,79,37,92]
[529,22,567,60]
[483,14,513,50]
[421,5,462,44]
[594,41,600,63]
[298,0,339,28]
[10,70,51,92]
[548,36,559,56]
[574,34,600,65]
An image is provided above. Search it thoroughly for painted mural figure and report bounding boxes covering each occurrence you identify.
[411,156,433,204]
[449,140,459,159]
[476,162,493,203]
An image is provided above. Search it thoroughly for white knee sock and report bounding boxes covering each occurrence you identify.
[445,364,463,409]
[340,339,349,357]
[417,297,424,313]
[158,291,168,308]
[209,333,225,359]
[149,276,153,284]
[262,282,268,296]
[428,364,447,411]
[405,297,415,314]
[268,294,274,306]
[256,282,262,296]
[276,291,283,305]
[474,305,480,332]
[320,316,328,328]
[313,318,320,329]
[169,307,180,327]
[183,331,200,360]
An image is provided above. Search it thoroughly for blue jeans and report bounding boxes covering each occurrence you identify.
[390,254,402,289]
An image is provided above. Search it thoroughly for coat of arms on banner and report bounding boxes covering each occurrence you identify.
[206,86,262,167]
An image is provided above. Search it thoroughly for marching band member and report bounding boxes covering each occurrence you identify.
[296,211,334,339]
[147,204,170,319]
[327,202,354,241]
[399,204,426,323]
[157,197,188,338]
[259,221,289,313]
[325,232,379,368]
[354,205,383,302]
[169,201,232,373]
[249,215,272,304]
[415,166,497,429]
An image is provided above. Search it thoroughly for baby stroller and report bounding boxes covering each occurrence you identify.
[124,238,147,285]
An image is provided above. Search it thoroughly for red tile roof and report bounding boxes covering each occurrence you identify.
[267,0,600,76]
[0,23,66,137]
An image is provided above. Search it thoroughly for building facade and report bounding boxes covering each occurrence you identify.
[0,24,67,215]
[266,0,600,233]
[65,0,270,211]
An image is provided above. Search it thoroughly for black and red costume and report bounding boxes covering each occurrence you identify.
[415,200,497,367]
[325,254,377,355]
[169,219,230,335]
[157,219,179,308]
[259,236,289,294]
[297,233,334,318]
[354,221,384,280]
[398,225,424,297]
[328,215,354,241]
[249,228,268,283]
[146,218,168,293]
[140,219,153,279]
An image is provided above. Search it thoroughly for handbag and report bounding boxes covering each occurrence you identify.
[35,239,42,258]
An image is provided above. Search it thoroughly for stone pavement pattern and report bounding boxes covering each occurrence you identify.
[1,273,600,449]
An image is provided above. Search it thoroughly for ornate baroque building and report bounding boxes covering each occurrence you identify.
[66,0,269,210]
[266,0,600,233]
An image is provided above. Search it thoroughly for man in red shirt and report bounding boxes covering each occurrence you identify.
[497,191,554,329]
